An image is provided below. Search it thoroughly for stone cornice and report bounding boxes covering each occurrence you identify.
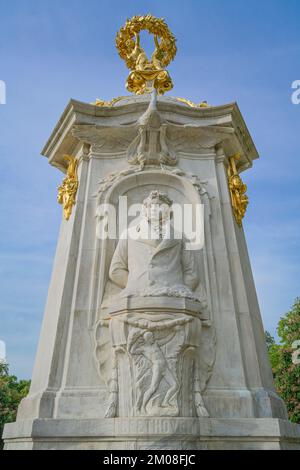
[41,96,259,173]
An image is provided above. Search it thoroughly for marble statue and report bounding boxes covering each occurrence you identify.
[109,190,207,307]
[99,190,212,419]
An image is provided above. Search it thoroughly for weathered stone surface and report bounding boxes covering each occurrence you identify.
[4,418,300,450]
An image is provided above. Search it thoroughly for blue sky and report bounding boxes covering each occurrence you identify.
[0,0,299,378]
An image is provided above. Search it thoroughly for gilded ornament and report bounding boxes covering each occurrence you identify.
[115,15,177,95]
[227,153,248,227]
[176,98,210,108]
[57,155,78,220]
[92,96,127,107]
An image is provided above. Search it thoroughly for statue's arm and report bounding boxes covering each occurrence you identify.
[182,243,199,291]
[154,35,160,49]
[109,237,129,288]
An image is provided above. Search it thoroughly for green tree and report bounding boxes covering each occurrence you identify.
[0,362,30,449]
[265,297,300,424]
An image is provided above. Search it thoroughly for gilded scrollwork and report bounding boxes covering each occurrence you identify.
[176,97,211,108]
[227,152,249,226]
[92,96,127,107]
[57,155,78,220]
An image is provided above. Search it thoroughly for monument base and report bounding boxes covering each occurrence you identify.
[4,417,300,450]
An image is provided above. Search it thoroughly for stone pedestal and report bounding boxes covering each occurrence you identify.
[3,94,300,449]
[96,297,212,419]
[4,418,300,450]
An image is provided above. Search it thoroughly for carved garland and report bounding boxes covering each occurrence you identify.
[116,15,177,95]
[116,15,177,69]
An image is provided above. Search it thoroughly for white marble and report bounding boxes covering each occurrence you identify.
[4,93,300,449]
[3,418,300,450]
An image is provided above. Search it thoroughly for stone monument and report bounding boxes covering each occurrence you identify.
[4,15,300,449]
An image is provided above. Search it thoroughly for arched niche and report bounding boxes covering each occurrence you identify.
[88,169,214,327]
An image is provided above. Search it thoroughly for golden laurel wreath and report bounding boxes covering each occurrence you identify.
[116,14,177,70]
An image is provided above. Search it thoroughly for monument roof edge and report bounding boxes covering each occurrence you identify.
[232,102,259,172]
[41,99,77,159]
[40,98,259,172]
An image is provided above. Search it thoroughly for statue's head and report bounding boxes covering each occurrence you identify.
[143,331,154,344]
[126,37,135,50]
[142,190,173,224]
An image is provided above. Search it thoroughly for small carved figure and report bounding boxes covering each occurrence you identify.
[151,35,166,70]
[127,33,148,71]
[128,330,179,414]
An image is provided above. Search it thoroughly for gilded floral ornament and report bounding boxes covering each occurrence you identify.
[227,153,249,227]
[176,98,211,108]
[115,14,177,95]
[91,96,127,107]
[57,155,79,220]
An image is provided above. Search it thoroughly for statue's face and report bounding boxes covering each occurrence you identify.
[126,38,135,49]
[144,331,154,344]
[144,199,171,225]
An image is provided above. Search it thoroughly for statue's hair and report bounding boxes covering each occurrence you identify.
[142,190,173,207]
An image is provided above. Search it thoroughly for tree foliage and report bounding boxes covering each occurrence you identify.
[266,297,300,424]
[0,362,30,449]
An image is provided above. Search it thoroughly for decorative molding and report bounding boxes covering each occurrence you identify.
[94,166,209,203]
[72,92,235,165]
